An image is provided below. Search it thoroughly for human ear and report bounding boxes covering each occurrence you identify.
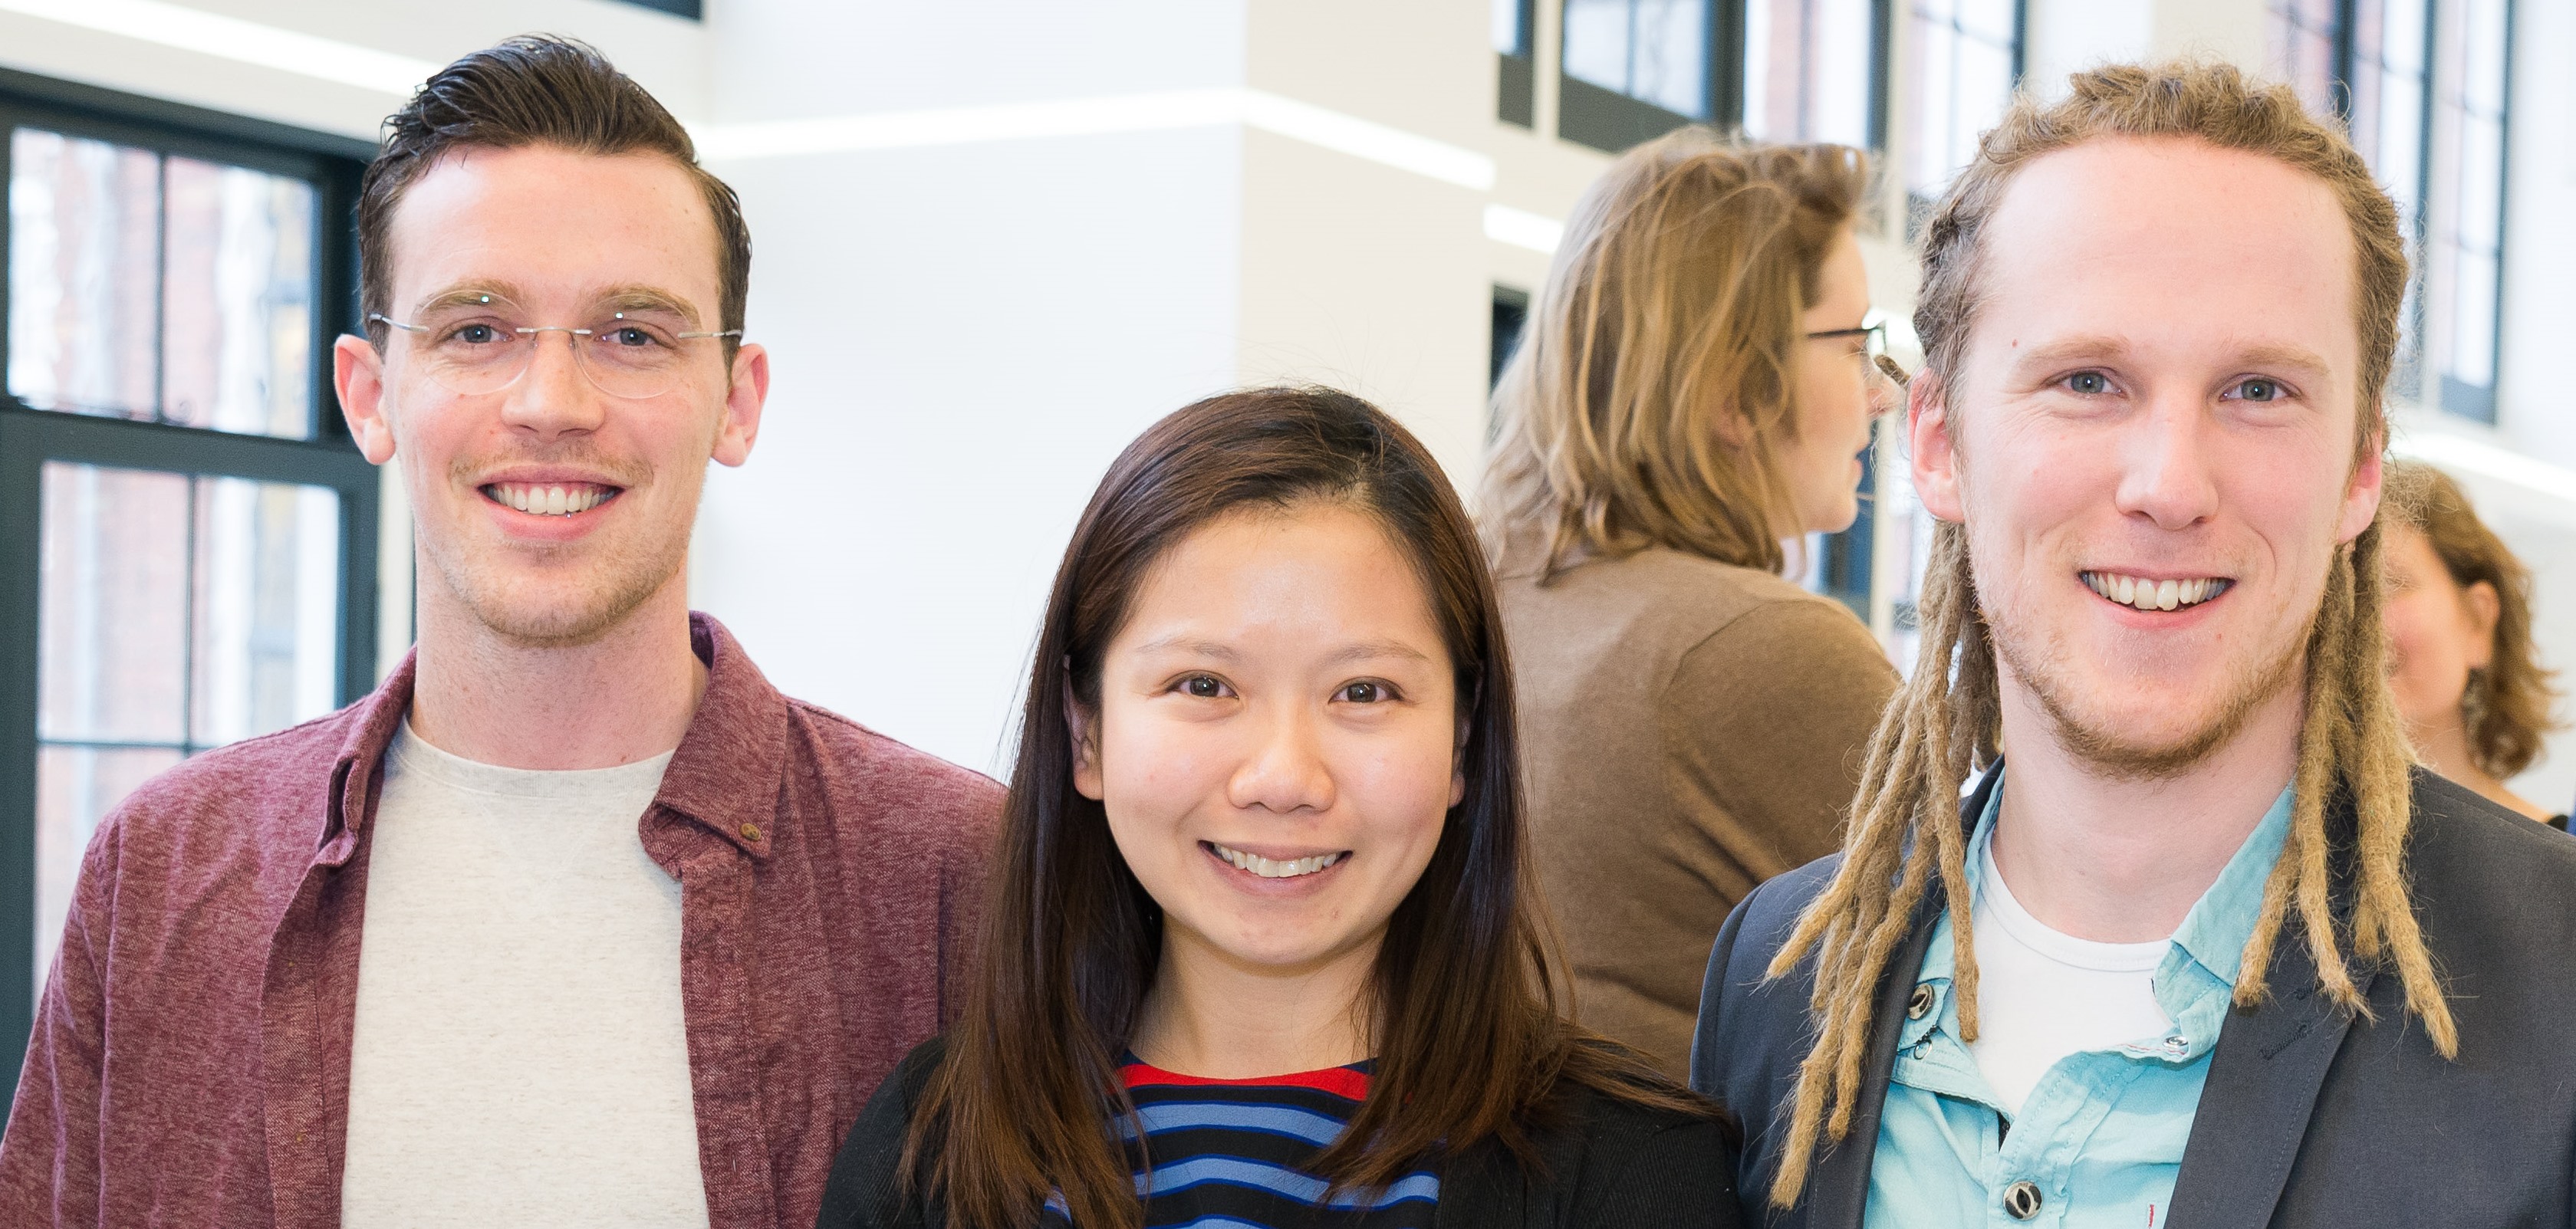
[712,342,770,468]
[2336,430,2386,545]
[2462,580,2502,670]
[334,334,397,465]
[1908,368,1963,523]
[1066,676,1106,802]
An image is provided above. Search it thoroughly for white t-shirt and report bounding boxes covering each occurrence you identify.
[340,722,709,1228]
[1962,840,2174,1116]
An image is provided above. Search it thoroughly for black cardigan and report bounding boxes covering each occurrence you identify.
[818,1037,1742,1229]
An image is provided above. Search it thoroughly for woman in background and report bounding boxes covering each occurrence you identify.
[1479,130,1900,1079]
[2383,461,2566,827]
[819,387,1735,1229]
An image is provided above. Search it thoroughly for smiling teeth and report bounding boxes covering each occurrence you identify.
[1210,843,1345,879]
[489,483,611,517]
[2083,571,2229,612]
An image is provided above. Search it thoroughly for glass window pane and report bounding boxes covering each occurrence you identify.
[1564,0,1637,94]
[2267,0,2342,118]
[38,462,189,747]
[2448,251,2497,386]
[5,128,318,440]
[1633,0,1709,116]
[1744,0,1876,146]
[1564,0,1710,118]
[160,158,317,439]
[6,130,160,419]
[192,478,341,747]
[1494,0,1526,55]
[34,463,343,995]
[1907,2,2016,206]
[2433,0,2509,410]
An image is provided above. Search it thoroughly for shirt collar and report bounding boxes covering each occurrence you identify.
[1959,771,2291,991]
[2166,782,2295,987]
[326,611,790,861]
[1902,773,2295,1058]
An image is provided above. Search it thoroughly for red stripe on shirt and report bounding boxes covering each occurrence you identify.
[1120,1060,1374,1102]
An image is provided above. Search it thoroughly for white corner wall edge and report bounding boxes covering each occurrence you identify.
[0,0,440,95]
[693,89,1495,192]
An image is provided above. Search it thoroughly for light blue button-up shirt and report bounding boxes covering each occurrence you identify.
[1862,778,2294,1229]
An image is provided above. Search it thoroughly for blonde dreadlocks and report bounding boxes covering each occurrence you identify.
[1762,61,2456,1208]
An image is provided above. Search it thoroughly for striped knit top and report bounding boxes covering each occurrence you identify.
[1041,1056,1439,1228]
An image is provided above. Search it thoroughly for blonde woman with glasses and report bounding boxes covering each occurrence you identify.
[1479,129,1900,1080]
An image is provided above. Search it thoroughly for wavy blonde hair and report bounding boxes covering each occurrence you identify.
[2385,461,2564,777]
[1762,62,2456,1208]
[1481,128,1868,577]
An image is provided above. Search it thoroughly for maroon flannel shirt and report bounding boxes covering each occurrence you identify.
[0,613,999,1228]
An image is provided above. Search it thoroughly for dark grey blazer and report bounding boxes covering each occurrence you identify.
[1690,765,2576,1228]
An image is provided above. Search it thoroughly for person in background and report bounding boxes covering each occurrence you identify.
[1479,129,1901,1079]
[820,388,1735,1229]
[0,38,999,1229]
[2381,461,2566,826]
[1695,62,2576,1227]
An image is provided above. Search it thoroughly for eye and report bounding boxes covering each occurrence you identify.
[2063,371,2111,396]
[1337,680,1398,704]
[601,324,663,348]
[1176,674,1231,699]
[2230,377,2285,402]
[449,322,507,345]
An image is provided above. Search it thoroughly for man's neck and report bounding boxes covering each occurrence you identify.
[1988,674,2302,945]
[407,565,706,771]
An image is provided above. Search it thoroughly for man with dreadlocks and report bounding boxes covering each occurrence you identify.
[1689,61,2576,1229]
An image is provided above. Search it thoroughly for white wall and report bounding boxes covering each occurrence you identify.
[692,1,1252,772]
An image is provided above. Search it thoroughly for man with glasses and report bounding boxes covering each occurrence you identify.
[0,38,999,1229]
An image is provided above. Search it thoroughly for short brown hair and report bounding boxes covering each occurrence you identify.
[358,36,750,353]
[1482,129,1868,578]
[2387,461,2564,777]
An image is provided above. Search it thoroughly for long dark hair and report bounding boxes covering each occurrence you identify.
[910,386,1707,1227]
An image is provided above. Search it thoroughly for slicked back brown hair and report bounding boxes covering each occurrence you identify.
[910,386,1712,1228]
[2386,461,2564,777]
[357,35,750,357]
[1482,127,1867,578]
[1760,61,2455,1208]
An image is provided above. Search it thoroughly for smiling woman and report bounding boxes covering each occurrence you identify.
[817,387,1739,1229]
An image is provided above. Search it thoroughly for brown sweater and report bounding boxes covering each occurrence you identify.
[1497,547,1898,1080]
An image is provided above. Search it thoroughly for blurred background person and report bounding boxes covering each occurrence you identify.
[1479,129,1900,1080]
[2384,461,2568,826]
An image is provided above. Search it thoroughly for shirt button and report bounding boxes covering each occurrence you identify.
[2162,1035,2189,1056]
[740,822,762,843]
[2003,1179,2043,1220]
[1907,983,1935,1020]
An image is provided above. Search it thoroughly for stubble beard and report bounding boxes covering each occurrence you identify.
[1985,583,2311,784]
[425,448,697,651]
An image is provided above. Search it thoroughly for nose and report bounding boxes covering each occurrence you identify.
[2114,393,2222,531]
[497,329,607,439]
[1225,703,1337,817]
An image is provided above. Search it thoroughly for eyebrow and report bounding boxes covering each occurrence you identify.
[2012,334,2335,383]
[412,281,528,314]
[1127,636,1436,668]
[409,281,702,326]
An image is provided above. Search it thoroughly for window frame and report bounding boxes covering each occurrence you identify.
[0,69,379,1095]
